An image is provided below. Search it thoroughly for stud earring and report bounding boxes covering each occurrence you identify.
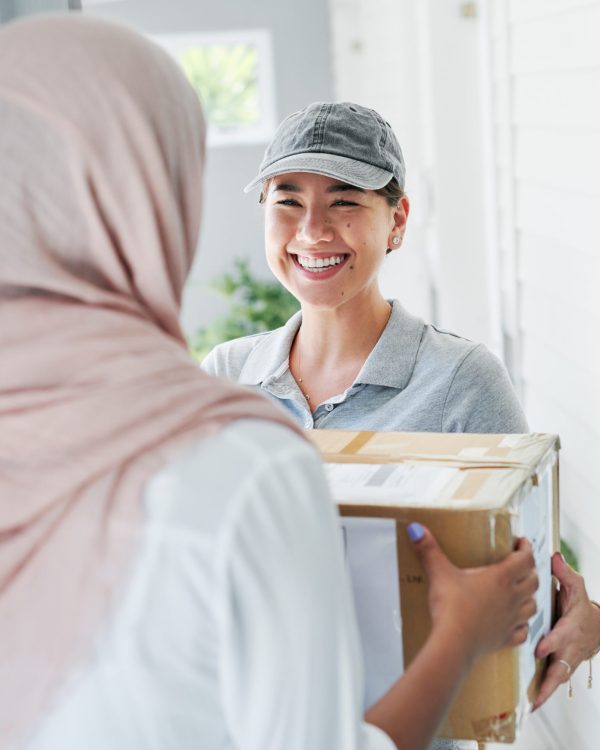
[392,237,401,245]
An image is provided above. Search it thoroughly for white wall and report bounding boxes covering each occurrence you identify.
[1,0,73,17]
[86,0,334,337]
[331,0,503,354]
[330,0,436,325]
[332,1,600,747]
[487,0,600,746]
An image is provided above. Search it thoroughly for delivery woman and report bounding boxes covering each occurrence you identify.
[202,102,527,435]
[202,101,600,722]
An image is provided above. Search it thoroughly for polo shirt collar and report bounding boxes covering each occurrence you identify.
[239,311,302,386]
[238,300,424,392]
[354,300,425,390]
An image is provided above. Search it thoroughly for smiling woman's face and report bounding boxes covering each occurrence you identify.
[263,172,407,311]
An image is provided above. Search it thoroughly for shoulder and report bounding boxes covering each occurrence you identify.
[407,317,527,433]
[416,322,512,385]
[418,322,480,366]
[200,331,275,381]
[200,312,301,384]
[439,341,528,433]
[386,302,480,375]
[145,420,324,536]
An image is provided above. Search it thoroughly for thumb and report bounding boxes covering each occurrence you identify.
[406,523,450,579]
[551,551,580,589]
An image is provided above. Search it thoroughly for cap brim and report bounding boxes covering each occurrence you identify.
[243,152,393,193]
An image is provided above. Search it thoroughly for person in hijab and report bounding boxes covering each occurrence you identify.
[0,14,541,750]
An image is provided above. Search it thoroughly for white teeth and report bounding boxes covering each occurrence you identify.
[297,254,345,270]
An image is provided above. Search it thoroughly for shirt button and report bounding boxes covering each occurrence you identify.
[324,403,334,412]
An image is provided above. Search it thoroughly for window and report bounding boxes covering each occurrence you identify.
[151,30,276,147]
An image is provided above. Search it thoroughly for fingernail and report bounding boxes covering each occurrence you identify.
[407,522,425,543]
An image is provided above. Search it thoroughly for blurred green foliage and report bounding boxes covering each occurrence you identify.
[189,259,300,362]
[180,44,259,129]
[560,537,579,572]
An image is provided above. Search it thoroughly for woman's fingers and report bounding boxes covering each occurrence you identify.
[535,602,586,660]
[532,560,600,713]
[504,538,536,582]
[507,623,529,647]
[535,623,563,659]
[500,540,538,612]
[505,598,537,648]
[532,656,572,711]
[518,597,538,624]
[516,536,533,553]
[551,551,583,592]
[406,523,452,581]
[516,569,539,598]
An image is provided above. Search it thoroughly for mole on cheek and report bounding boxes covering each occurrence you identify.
[341,291,345,296]
[349,265,354,270]
[346,223,351,228]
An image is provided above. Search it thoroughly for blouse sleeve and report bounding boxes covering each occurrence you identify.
[214,425,395,750]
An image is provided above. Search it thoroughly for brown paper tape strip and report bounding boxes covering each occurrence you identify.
[340,431,375,455]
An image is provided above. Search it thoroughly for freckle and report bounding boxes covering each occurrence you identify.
[346,223,351,228]
[341,291,345,296]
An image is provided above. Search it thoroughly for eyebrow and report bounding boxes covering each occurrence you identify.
[326,183,367,194]
[272,181,366,194]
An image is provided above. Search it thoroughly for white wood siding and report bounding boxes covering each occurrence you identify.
[331,0,505,351]
[330,0,437,324]
[331,1,599,744]
[489,0,600,745]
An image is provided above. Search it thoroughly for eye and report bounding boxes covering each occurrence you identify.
[275,198,301,207]
[332,199,357,207]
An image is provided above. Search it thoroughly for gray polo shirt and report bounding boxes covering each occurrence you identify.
[203,301,524,750]
[202,300,528,434]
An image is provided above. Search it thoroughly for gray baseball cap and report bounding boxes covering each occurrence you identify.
[244,101,406,193]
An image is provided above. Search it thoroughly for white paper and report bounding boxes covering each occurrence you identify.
[326,463,461,507]
[341,517,403,709]
[517,465,553,693]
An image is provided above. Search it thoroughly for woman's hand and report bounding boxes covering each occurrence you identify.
[364,525,538,750]
[410,524,539,662]
[532,552,600,711]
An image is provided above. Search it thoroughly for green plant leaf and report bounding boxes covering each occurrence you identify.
[560,537,579,572]
[188,259,300,362]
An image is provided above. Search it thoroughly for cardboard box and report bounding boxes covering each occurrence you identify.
[310,430,560,744]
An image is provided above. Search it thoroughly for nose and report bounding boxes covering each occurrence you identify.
[296,206,335,245]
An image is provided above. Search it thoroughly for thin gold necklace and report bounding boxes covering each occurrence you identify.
[294,339,310,402]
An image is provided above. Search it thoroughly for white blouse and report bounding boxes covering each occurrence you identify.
[26,419,394,750]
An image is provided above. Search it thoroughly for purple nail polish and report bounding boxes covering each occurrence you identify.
[407,522,425,543]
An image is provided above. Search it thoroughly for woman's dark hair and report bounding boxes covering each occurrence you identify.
[258,176,404,205]
[374,178,404,207]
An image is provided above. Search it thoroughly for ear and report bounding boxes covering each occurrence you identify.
[387,195,410,249]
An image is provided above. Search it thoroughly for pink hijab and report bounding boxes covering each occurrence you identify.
[0,14,301,746]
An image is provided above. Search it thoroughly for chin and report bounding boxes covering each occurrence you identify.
[298,291,349,311]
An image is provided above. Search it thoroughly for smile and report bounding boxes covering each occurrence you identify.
[295,254,348,273]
